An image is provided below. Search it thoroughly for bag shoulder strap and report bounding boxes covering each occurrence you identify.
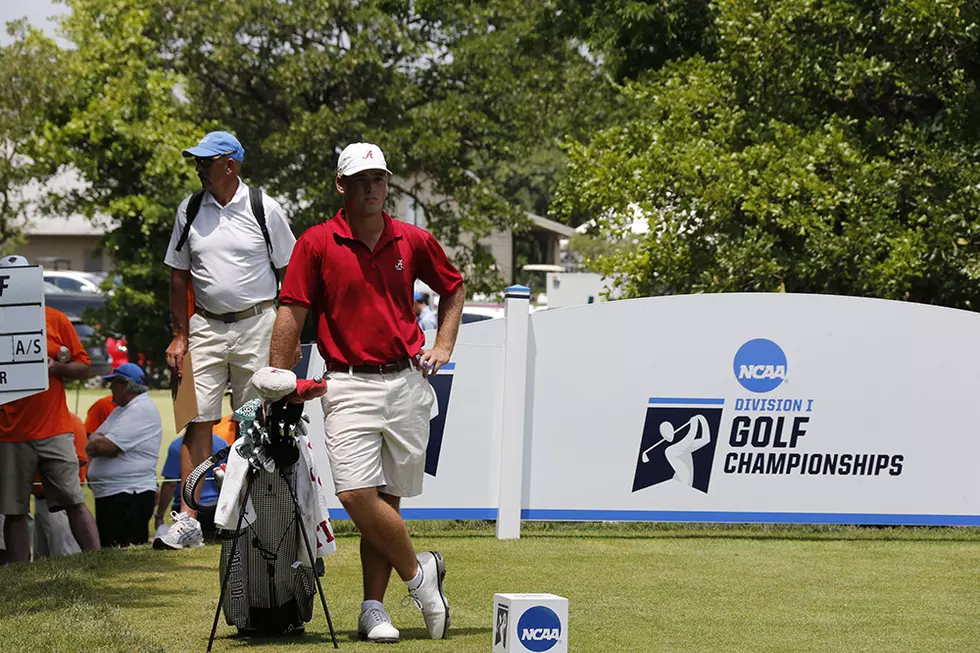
[248,186,279,283]
[175,189,206,253]
[249,187,273,256]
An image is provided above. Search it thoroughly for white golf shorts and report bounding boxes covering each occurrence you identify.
[321,367,435,498]
[188,308,275,421]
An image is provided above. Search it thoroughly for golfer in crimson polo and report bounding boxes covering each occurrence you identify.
[269,142,464,643]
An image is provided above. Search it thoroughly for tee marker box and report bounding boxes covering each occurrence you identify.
[493,593,568,653]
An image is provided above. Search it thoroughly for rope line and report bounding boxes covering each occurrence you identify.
[32,477,200,487]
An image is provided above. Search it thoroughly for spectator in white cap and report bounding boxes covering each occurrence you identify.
[162,131,296,548]
[267,141,464,642]
[86,363,162,547]
[0,255,101,562]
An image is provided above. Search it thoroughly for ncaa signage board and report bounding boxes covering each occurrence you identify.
[523,293,980,525]
[300,318,505,520]
[0,265,48,405]
[493,594,568,653]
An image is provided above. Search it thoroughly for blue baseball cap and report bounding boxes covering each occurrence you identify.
[103,362,147,384]
[182,131,245,162]
[414,290,424,302]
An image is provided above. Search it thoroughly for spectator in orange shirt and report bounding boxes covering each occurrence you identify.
[0,256,101,562]
[211,413,237,446]
[85,394,116,435]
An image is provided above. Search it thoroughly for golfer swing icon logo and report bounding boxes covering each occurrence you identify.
[633,399,724,494]
[495,604,508,647]
[640,415,712,487]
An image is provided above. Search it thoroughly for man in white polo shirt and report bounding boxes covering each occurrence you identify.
[162,131,296,548]
[86,363,162,547]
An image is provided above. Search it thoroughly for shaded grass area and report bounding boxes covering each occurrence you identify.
[1,523,979,652]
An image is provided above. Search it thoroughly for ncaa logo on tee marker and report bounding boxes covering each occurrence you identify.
[734,338,787,393]
[517,606,562,651]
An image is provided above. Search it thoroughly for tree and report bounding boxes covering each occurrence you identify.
[555,0,980,309]
[33,2,204,365]
[0,22,68,252]
[33,0,612,363]
[547,0,716,83]
[134,0,608,288]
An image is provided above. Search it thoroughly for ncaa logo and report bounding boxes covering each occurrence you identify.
[733,338,787,393]
[517,606,561,652]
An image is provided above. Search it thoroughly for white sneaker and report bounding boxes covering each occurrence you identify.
[152,512,204,550]
[358,606,400,643]
[407,551,450,639]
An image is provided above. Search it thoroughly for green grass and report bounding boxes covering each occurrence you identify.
[1,522,979,652]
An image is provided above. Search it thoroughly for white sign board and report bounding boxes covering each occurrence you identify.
[0,265,48,404]
[299,316,505,520]
[524,294,980,526]
[296,293,980,527]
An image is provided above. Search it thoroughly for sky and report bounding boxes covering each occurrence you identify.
[0,0,66,45]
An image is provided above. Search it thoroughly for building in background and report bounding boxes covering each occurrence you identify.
[18,213,111,273]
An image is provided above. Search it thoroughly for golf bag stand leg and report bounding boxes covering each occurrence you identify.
[280,466,339,649]
[207,468,256,653]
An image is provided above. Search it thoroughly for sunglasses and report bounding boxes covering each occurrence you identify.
[193,152,233,168]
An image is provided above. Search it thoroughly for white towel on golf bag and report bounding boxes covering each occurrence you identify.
[214,438,256,530]
[297,434,337,560]
[214,435,336,562]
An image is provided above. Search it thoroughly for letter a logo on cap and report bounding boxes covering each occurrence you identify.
[363,150,374,159]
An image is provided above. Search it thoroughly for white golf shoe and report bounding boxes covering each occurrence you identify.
[407,551,450,639]
[152,511,204,550]
[358,605,400,643]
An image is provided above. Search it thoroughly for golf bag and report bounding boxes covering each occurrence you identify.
[184,398,336,644]
[217,465,317,635]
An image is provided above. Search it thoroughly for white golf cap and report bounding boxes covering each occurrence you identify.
[337,142,392,177]
[0,255,29,267]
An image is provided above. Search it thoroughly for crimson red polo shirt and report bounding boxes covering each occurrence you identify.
[280,210,464,366]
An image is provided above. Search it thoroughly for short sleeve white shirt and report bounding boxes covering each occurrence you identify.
[164,179,296,313]
[86,393,163,499]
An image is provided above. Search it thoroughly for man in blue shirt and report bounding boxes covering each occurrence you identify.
[414,291,438,332]
[153,432,227,548]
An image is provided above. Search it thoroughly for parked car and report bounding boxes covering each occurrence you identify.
[461,303,504,324]
[43,271,103,294]
[67,316,113,378]
[461,311,494,324]
[44,290,106,318]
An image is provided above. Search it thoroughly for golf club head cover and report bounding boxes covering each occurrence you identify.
[251,366,298,401]
[289,377,327,403]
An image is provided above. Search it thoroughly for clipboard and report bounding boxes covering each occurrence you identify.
[171,353,198,433]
